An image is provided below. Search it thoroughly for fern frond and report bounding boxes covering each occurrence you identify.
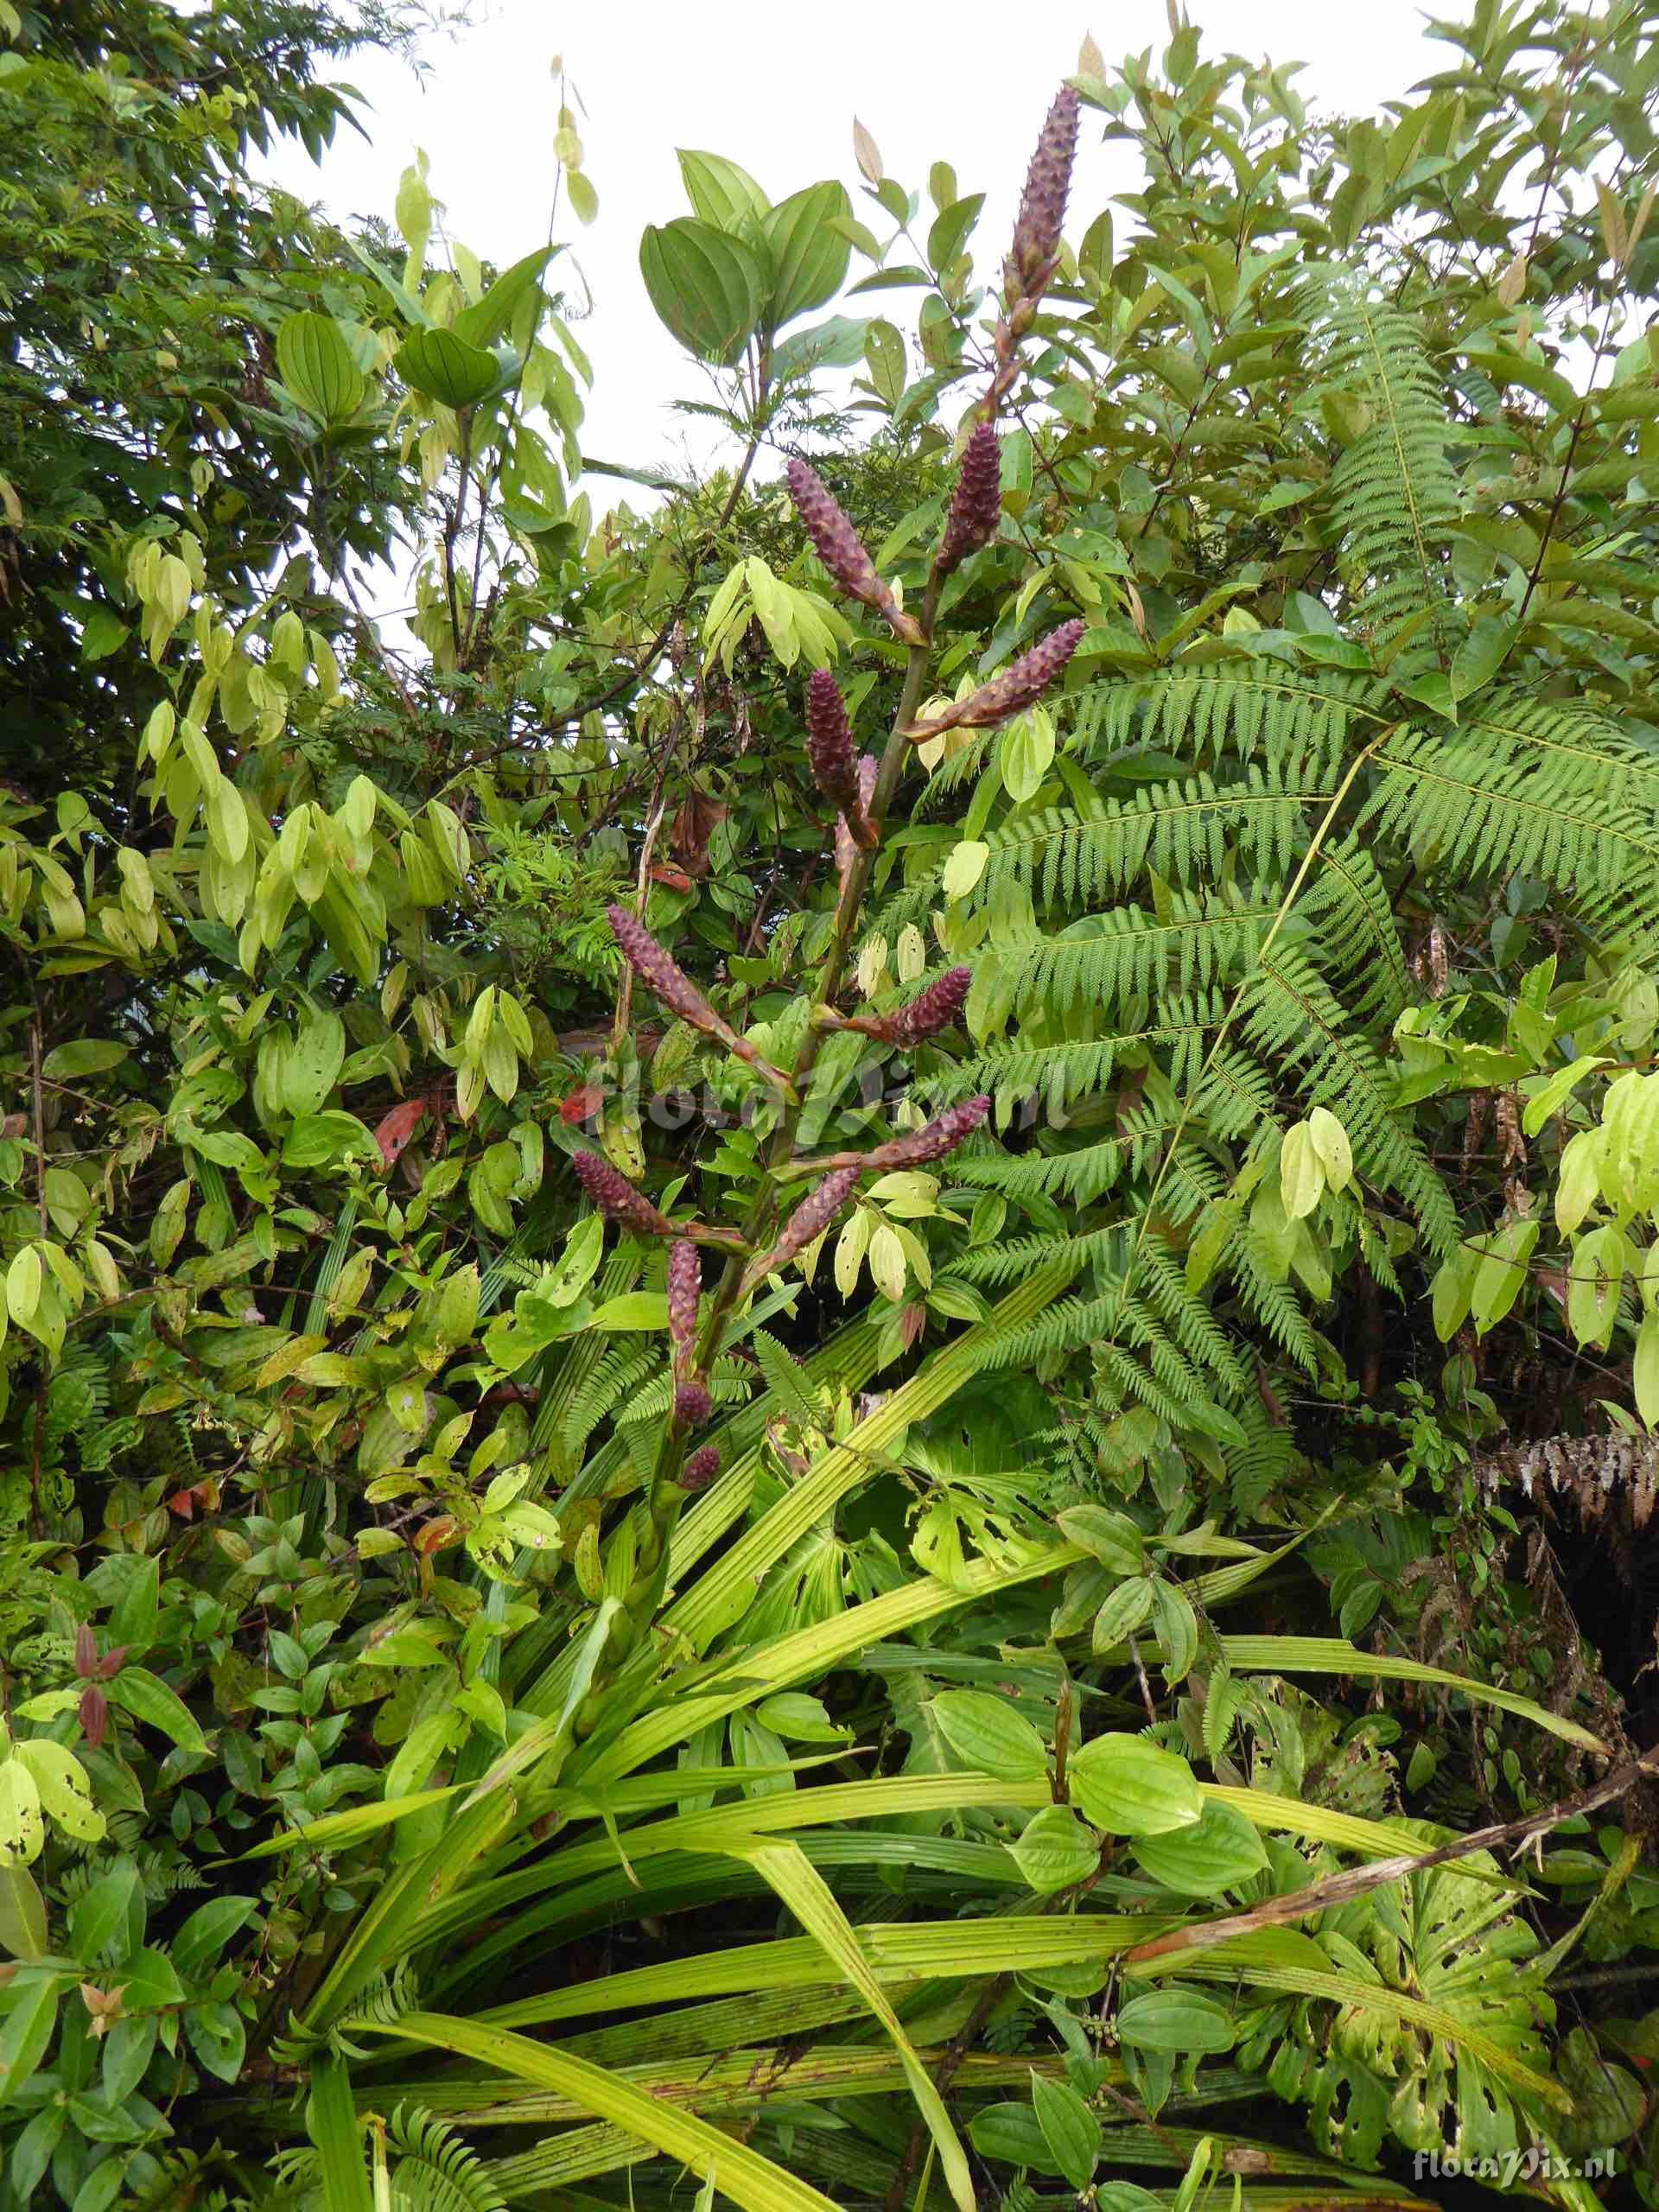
[385,2105,508,2212]
[1305,275,1459,661]
[1366,696,1659,950]
[1071,665,1382,769]
[1238,953,1456,1251]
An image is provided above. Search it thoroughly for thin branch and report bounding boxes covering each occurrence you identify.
[1124,1741,1659,1969]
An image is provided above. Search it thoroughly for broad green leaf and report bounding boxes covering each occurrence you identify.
[639,219,764,367]
[0,1861,47,1959]
[0,1758,44,1864]
[1636,1313,1659,1426]
[931,1690,1048,1779]
[67,1860,137,1967]
[282,1011,346,1116]
[677,149,770,234]
[760,181,853,328]
[170,1895,257,1980]
[282,1111,377,1169]
[395,327,500,409]
[274,311,365,429]
[1130,1799,1267,1897]
[41,1039,127,1080]
[0,1972,59,2101]
[1010,1804,1098,1895]
[453,244,556,350]
[14,1740,103,1844]
[1522,1055,1609,1137]
[1000,708,1055,803]
[6,1243,41,1327]
[1069,1735,1202,1836]
[106,1666,207,1751]
[1279,1122,1325,1220]
[1116,1988,1236,2053]
[1306,1105,1353,1192]
[1031,2071,1102,2190]
[942,839,989,902]
[584,1293,668,1332]
[1469,1216,1538,1336]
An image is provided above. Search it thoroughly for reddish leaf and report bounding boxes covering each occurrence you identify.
[78,1685,108,1752]
[646,863,694,893]
[74,1623,97,1678]
[372,1096,427,1172]
[93,1645,130,1682]
[167,1487,196,1519]
[559,1083,604,1127]
[413,1514,461,1556]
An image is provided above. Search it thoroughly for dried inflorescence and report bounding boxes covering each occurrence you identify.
[905,620,1084,740]
[572,1150,676,1237]
[607,903,791,1094]
[679,1443,721,1491]
[834,753,880,893]
[935,425,1002,576]
[741,1162,861,1295]
[844,966,971,1049]
[806,670,877,849]
[786,458,924,645]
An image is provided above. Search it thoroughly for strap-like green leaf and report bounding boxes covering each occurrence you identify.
[359,2010,842,2212]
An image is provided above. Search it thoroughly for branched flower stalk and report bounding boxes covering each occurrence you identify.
[569,88,1082,1732]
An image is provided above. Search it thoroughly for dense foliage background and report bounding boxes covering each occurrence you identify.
[3,2,1659,2207]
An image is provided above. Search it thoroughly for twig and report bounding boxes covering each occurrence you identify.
[1123,1741,1659,1968]
[26,1014,47,1535]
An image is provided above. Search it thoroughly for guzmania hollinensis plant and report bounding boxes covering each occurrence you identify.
[566,96,1087,1714]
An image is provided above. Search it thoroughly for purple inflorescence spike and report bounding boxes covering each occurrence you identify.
[573,1151,674,1237]
[906,620,1085,740]
[1007,86,1081,296]
[936,425,1003,575]
[863,967,972,1050]
[785,458,919,642]
[680,1443,721,1491]
[805,671,877,848]
[675,1379,713,1427]
[866,1096,992,1171]
[668,1240,700,1380]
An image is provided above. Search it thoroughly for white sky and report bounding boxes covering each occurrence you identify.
[267,1,1446,496]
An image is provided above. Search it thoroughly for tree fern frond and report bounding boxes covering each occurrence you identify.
[1239,953,1457,1251]
[981,1298,1196,1427]
[1366,697,1659,950]
[1305,274,1459,661]
[385,2105,508,2212]
[1071,665,1382,769]
[561,1344,660,1455]
[1131,1232,1252,1397]
[1224,1229,1325,1374]
[1226,1394,1302,1514]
